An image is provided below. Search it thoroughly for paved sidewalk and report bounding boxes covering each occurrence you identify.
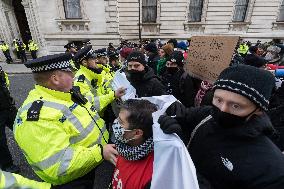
[0,62,31,74]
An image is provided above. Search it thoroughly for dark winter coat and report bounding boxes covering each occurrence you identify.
[127,67,167,98]
[147,53,160,74]
[161,68,196,107]
[267,83,284,151]
[176,106,284,189]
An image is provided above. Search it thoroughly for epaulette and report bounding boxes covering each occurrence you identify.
[27,100,44,121]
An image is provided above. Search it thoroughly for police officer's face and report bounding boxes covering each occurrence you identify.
[52,70,74,92]
[87,58,99,69]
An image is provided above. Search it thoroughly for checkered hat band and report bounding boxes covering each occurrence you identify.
[79,49,94,62]
[213,79,269,110]
[31,60,71,72]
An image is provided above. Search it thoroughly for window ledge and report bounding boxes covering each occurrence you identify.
[272,22,284,30]
[55,19,90,31]
[141,23,161,26]
[140,23,161,34]
[228,21,251,26]
[184,22,205,32]
[228,22,250,32]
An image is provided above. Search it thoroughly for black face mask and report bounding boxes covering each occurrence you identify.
[166,67,179,74]
[128,70,145,82]
[212,105,257,128]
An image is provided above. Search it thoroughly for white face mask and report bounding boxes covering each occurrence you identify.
[112,119,135,143]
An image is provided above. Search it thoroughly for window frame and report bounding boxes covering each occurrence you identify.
[277,0,284,22]
[188,0,204,22]
[142,0,158,23]
[232,0,249,22]
[63,0,82,19]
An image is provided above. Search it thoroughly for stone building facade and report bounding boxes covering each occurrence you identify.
[0,0,284,60]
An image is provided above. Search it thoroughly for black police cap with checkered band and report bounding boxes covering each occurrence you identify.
[73,45,96,64]
[24,53,73,73]
[95,48,107,57]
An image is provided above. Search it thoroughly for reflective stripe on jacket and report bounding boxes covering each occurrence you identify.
[0,169,51,189]
[14,85,111,185]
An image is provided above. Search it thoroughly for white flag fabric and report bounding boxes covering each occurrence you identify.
[141,95,200,189]
[111,71,136,101]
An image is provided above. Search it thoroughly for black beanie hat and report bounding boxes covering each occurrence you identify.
[127,51,147,66]
[170,51,184,67]
[213,65,275,110]
[144,42,158,53]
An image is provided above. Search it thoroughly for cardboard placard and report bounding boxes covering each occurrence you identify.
[185,36,240,83]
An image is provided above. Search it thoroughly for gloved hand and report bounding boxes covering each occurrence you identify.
[158,115,183,137]
[166,101,187,118]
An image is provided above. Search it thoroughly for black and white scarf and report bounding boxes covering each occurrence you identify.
[115,137,154,161]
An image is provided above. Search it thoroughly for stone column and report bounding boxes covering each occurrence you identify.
[21,0,48,56]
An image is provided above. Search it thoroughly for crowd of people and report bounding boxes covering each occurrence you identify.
[0,39,39,64]
[1,37,284,189]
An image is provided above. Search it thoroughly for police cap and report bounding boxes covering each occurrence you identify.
[108,51,119,60]
[25,53,73,73]
[64,42,76,49]
[95,48,107,57]
[73,45,96,64]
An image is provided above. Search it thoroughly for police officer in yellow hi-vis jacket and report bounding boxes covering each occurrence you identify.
[13,53,125,188]
[28,39,39,59]
[0,169,51,189]
[73,45,113,97]
[0,41,13,64]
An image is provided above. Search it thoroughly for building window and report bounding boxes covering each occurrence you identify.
[63,0,82,19]
[142,0,157,23]
[233,0,249,22]
[278,0,284,21]
[188,0,204,22]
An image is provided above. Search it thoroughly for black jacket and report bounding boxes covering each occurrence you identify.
[161,69,196,107]
[147,53,160,74]
[127,67,167,98]
[177,106,284,189]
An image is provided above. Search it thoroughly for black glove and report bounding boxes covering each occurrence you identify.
[166,101,187,118]
[158,115,183,137]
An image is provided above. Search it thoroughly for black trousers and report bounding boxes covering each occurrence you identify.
[3,50,13,63]
[31,50,37,59]
[0,108,17,169]
[18,50,27,63]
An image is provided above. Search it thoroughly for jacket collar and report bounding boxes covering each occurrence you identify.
[212,112,275,139]
[35,84,72,102]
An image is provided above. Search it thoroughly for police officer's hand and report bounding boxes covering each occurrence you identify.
[158,115,183,138]
[103,144,118,166]
[115,87,126,98]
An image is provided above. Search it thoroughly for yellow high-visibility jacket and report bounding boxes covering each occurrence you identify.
[28,41,39,51]
[237,44,249,55]
[0,44,9,52]
[14,85,114,185]
[74,66,114,97]
[0,169,51,189]
[15,43,26,51]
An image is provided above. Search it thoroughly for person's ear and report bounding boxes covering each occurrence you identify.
[134,129,144,138]
[49,72,60,86]
[254,108,263,116]
[82,59,88,67]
